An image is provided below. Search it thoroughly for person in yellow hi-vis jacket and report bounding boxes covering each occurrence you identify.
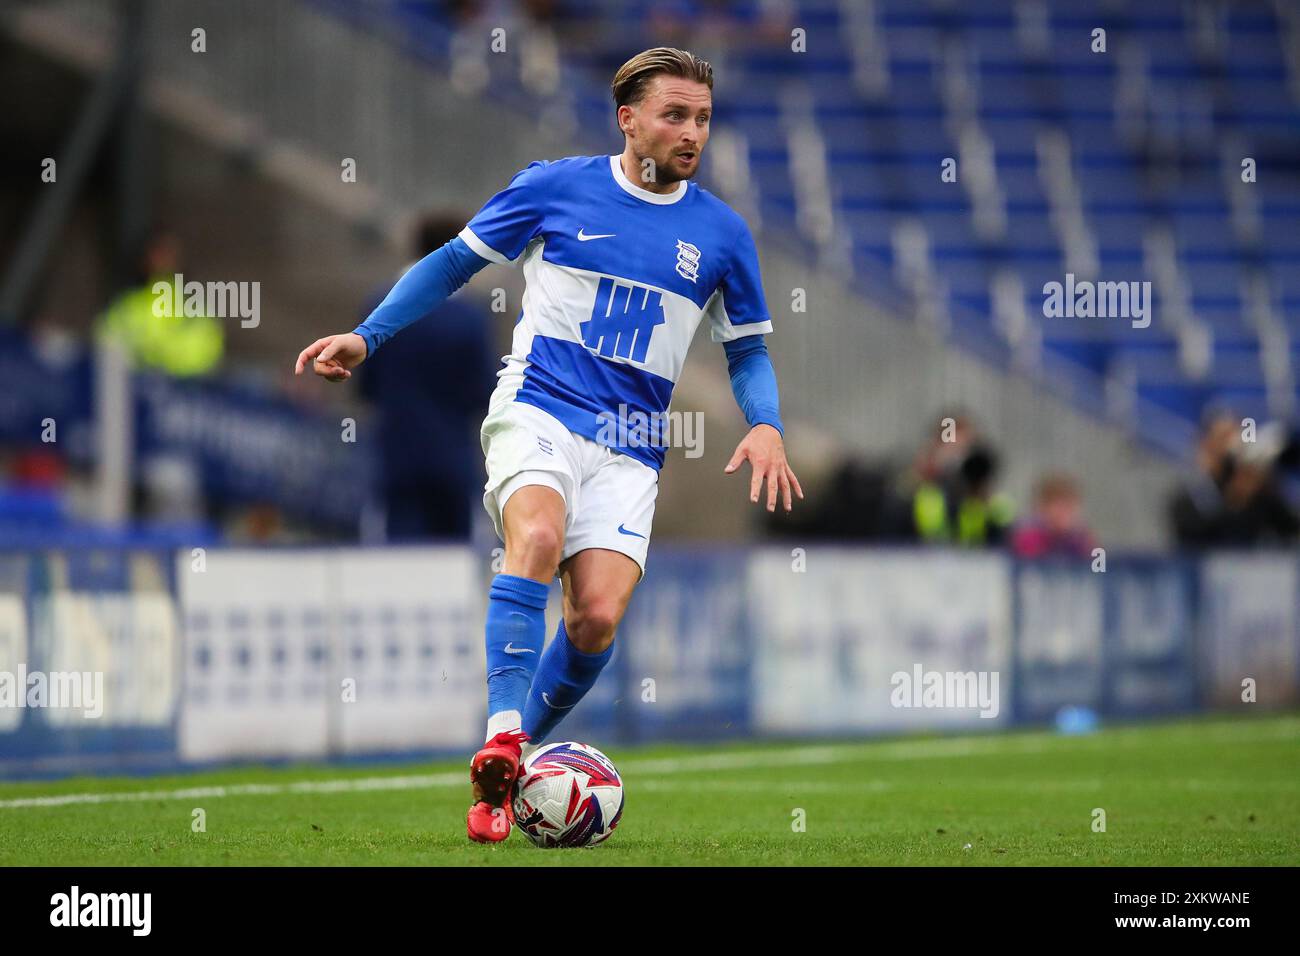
[97,232,223,377]
[912,445,1015,547]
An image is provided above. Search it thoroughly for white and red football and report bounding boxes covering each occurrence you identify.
[512,741,624,848]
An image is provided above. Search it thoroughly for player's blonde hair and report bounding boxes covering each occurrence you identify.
[611,47,713,109]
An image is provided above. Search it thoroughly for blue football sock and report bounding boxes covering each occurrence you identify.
[484,573,549,739]
[522,620,614,744]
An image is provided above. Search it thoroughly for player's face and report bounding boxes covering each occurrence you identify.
[624,76,712,184]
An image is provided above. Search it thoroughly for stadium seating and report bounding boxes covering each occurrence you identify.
[373,0,1300,456]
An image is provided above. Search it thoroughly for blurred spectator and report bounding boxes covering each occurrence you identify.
[910,409,975,484]
[1012,473,1095,559]
[358,212,495,542]
[447,0,566,97]
[906,414,1014,547]
[1215,431,1299,546]
[1169,412,1235,546]
[1170,412,1300,547]
[518,0,562,96]
[96,230,223,378]
[912,443,1015,547]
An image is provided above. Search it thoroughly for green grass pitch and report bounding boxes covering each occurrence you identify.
[1,713,1296,866]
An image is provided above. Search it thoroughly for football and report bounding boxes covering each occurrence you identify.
[512,742,624,848]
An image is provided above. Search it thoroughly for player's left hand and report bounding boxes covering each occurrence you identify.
[724,424,804,513]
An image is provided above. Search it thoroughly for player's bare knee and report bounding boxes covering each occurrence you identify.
[566,600,622,652]
[508,520,562,575]
[567,621,616,655]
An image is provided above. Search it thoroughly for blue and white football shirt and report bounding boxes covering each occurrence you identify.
[459,154,773,469]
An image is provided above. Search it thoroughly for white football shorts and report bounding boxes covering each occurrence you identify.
[480,398,658,578]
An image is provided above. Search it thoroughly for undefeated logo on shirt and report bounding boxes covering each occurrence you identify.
[581,277,667,363]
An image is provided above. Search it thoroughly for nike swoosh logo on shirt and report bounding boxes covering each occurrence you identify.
[503,643,535,655]
[542,692,576,709]
[577,229,616,241]
[617,524,646,539]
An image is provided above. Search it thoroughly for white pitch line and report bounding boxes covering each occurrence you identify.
[0,773,465,809]
[0,738,982,806]
[0,718,1293,810]
[636,779,897,794]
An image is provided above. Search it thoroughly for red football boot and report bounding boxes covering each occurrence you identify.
[466,729,530,844]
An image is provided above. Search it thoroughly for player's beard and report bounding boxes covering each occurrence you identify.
[644,145,700,185]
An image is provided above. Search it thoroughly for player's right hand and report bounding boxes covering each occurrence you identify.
[294,332,368,383]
